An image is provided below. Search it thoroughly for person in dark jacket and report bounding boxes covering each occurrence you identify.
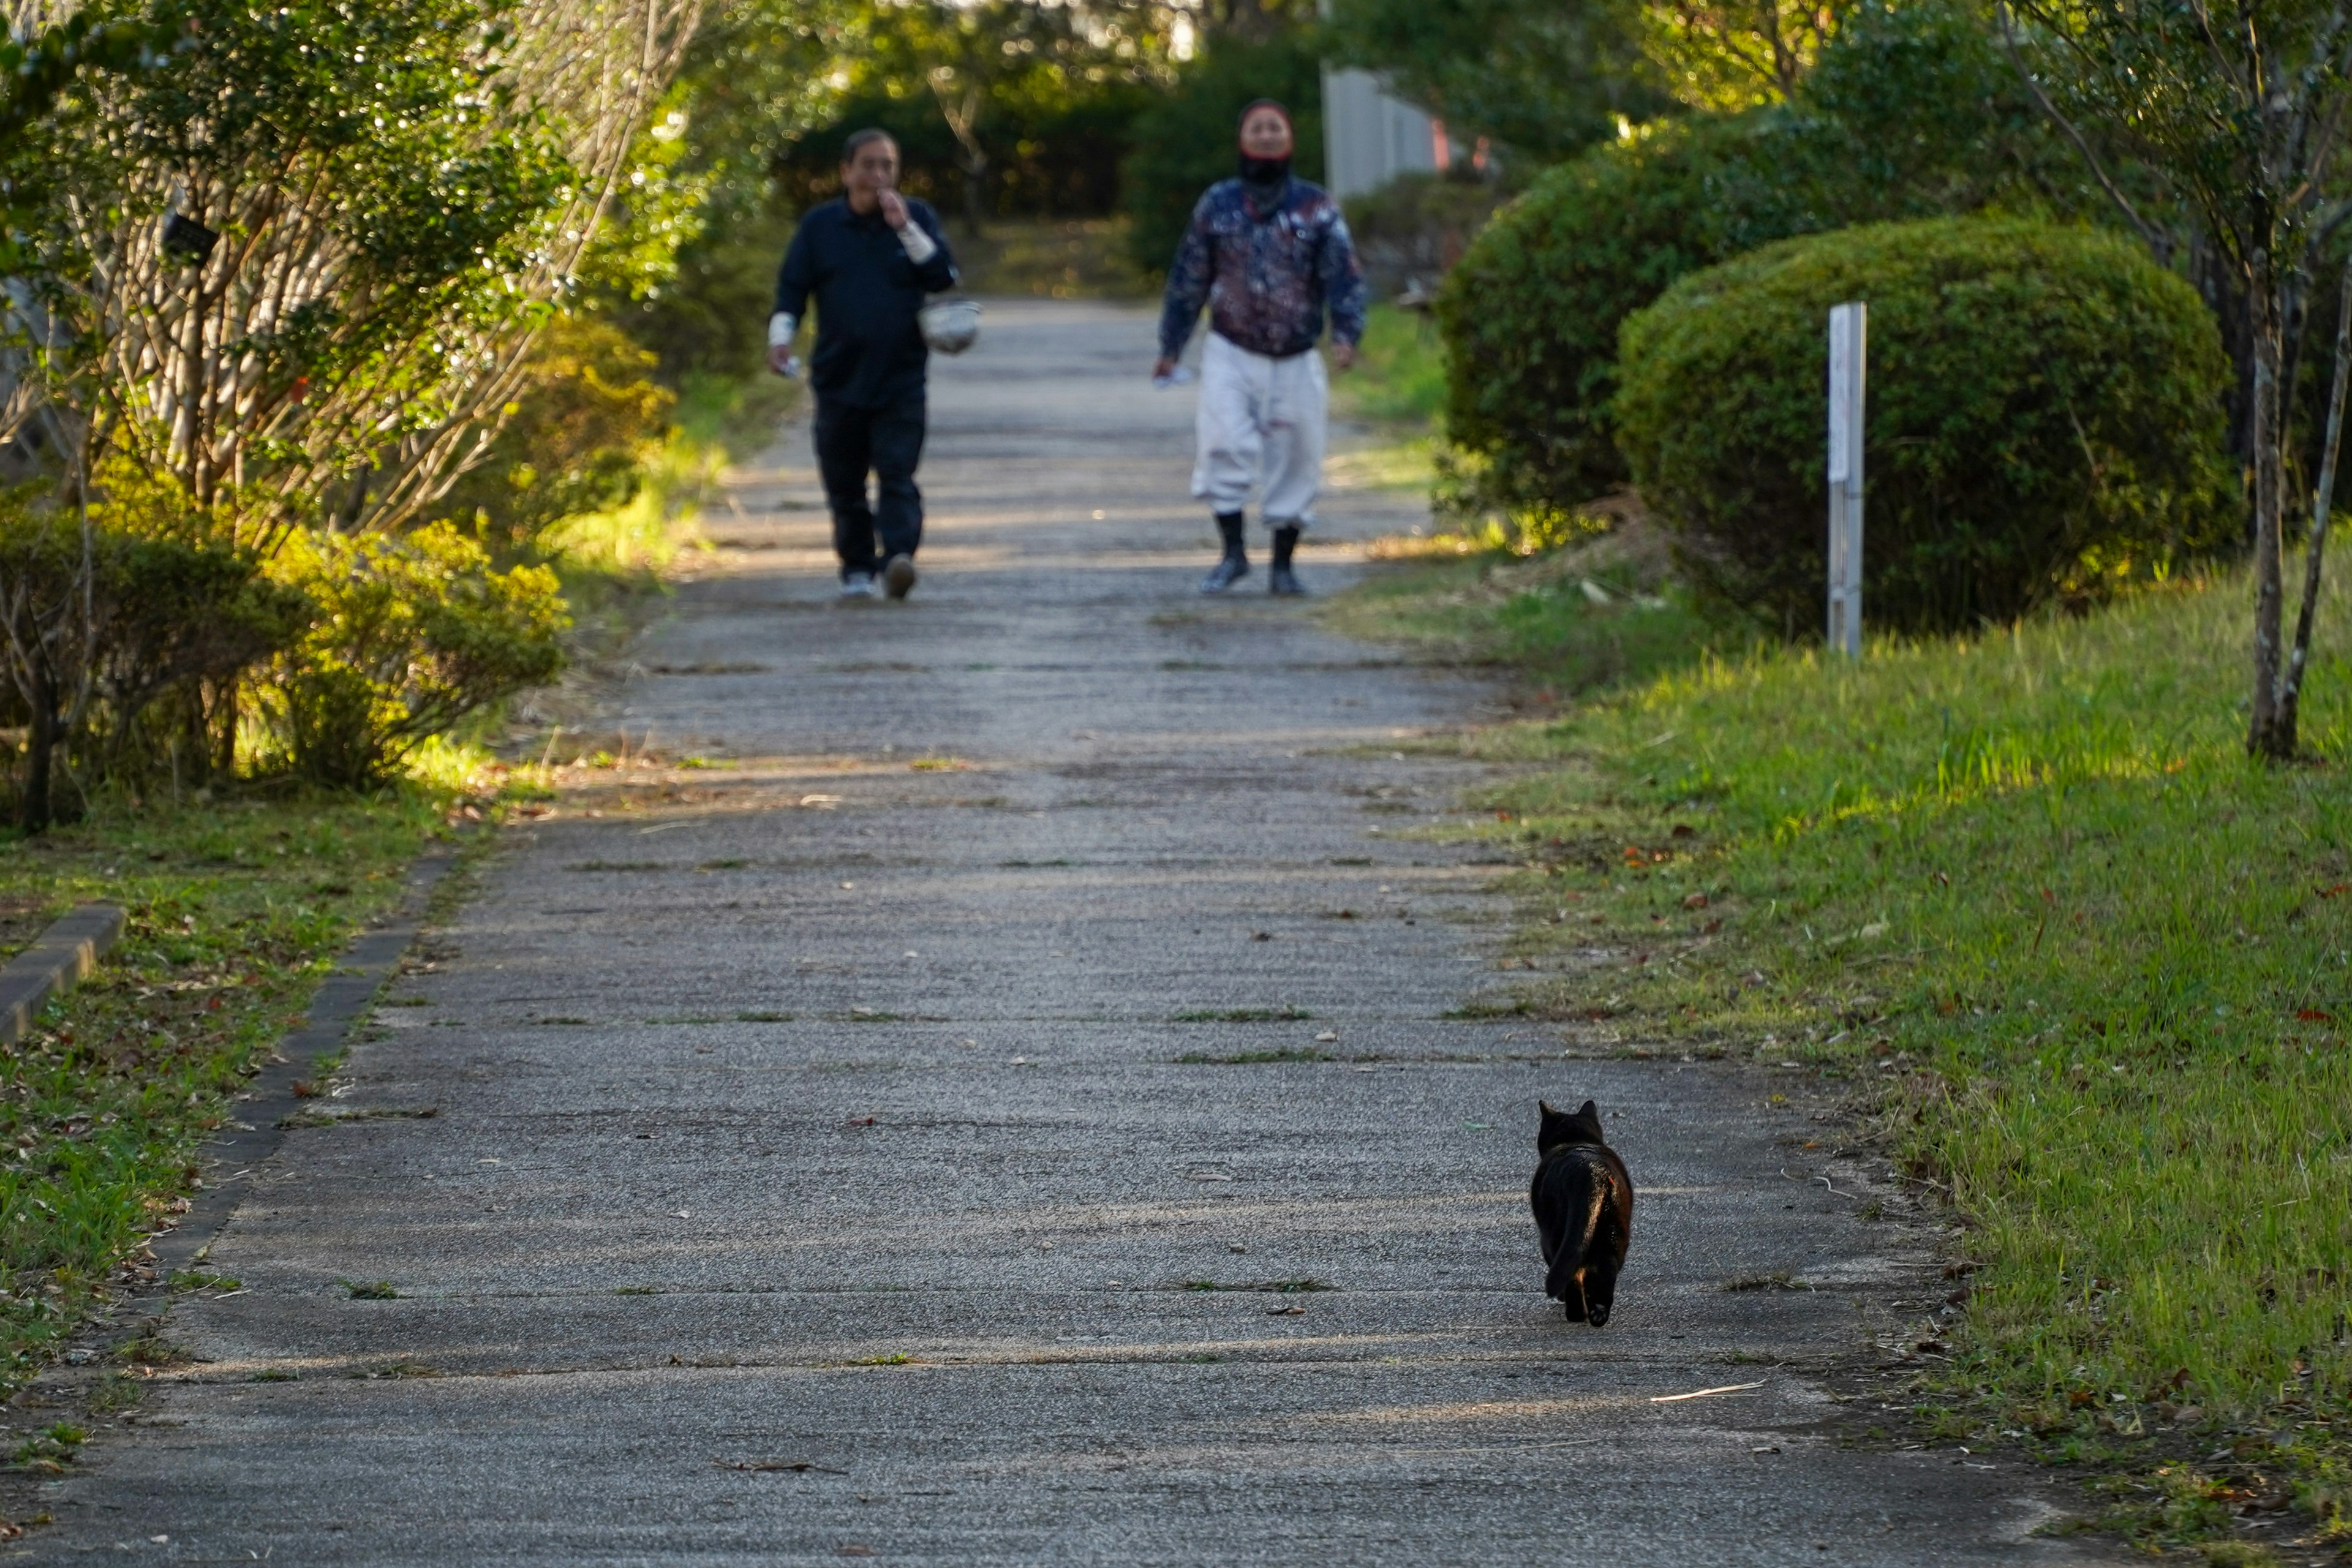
[1153,99,1367,597]
[770,129,959,600]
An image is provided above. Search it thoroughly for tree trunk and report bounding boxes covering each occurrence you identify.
[2277,249,2352,747]
[20,663,54,835]
[2249,251,2293,758]
[211,679,238,778]
[960,156,988,239]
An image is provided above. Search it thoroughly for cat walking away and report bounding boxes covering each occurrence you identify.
[1529,1099,1634,1325]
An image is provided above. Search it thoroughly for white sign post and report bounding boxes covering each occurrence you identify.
[1826,302,1866,657]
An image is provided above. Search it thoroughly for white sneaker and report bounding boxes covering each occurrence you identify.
[840,573,878,600]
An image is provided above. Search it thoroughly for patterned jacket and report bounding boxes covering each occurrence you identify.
[1158,176,1368,362]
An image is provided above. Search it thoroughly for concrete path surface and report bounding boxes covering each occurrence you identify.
[21,301,2122,1564]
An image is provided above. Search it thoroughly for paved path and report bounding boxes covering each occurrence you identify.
[28,301,2120,1563]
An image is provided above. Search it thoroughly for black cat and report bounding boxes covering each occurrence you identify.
[1529,1099,1634,1325]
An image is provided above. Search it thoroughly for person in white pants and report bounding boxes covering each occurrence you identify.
[1153,100,1367,596]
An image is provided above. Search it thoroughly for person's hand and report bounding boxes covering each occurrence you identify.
[767,343,802,379]
[1152,356,1176,383]
[878,189,909,230]
[1331,342,1357,372]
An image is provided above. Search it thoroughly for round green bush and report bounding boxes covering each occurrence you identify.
[1436,118,1770,510]
[1614,216,2234,634]
[1435,0,2084,514]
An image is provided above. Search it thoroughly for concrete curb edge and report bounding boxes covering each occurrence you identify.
[149,847,462,1275]
[0,905,127,1047]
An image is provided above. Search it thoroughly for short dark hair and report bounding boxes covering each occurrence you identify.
[841,128,897,164]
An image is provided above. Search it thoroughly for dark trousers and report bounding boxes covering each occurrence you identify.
[814,393,926,578]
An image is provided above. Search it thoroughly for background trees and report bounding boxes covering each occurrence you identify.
[0,0,695,825]
[1992,0,2352,754]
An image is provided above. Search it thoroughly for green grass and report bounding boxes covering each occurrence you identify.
[1323,519,1725,700]
[0,790,449,1395]
[1336,303,1449,428]
[1376,568,2352,1550]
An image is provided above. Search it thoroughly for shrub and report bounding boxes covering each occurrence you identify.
[1614,217,2234,633]
[1437,0,2086,513]
[0,489,306,829]
[1119,32,1324,277]
[269,522,568,787]
[437,316,676,559]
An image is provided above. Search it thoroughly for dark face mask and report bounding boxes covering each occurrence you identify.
[1239,153,1292,205]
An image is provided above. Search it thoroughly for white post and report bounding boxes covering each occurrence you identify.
[1826,301,1866,657]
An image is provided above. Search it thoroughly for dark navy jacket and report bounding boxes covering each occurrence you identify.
[774,197,959,409]
[1158,176,1366,362]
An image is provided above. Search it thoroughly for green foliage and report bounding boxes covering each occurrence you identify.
[1437,0,2087,513]
[1119,31,1324,275]
[777,83,1155,222]
[438,317,677,557]
[0,478,307,826]
[1324,0,1663,159]
[18,0,577,516]
[1616,217,2233,633]
[576,91,713,311]
[269,523,568,788]
[767,0,1170,226]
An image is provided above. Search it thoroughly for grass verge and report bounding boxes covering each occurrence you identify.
[1321,517,1725,701]
[1336,302,1448,428]
[1343,554,2352,1555]
[0,787,464,1400]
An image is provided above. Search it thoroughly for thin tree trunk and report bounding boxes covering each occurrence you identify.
[20,663,54,835]
[2278,248,2352,747]
[2250,252,2292,757]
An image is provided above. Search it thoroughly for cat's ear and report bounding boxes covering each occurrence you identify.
[1538,1100,1556,1117]
[1577,1100,1599,1121]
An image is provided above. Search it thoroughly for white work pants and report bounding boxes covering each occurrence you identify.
[1191,332,1327,527]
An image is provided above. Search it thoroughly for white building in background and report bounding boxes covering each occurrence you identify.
[1320,66,1447,202]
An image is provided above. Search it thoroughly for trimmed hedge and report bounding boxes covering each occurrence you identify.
[1615,217,2234,634]
[1436,0,2084,512]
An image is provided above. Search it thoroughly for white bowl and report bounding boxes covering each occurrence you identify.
[919,298,982,355]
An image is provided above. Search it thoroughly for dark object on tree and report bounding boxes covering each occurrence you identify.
[160,211,217,265]
[1530,1099,1632,1326]
[1614,216,2233,636]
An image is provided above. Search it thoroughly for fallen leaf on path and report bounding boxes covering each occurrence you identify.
[1268,1305,1305,1316]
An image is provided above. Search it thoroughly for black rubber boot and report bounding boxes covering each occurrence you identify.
[1268,525,1305,597]
[1200,510,1249,593]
